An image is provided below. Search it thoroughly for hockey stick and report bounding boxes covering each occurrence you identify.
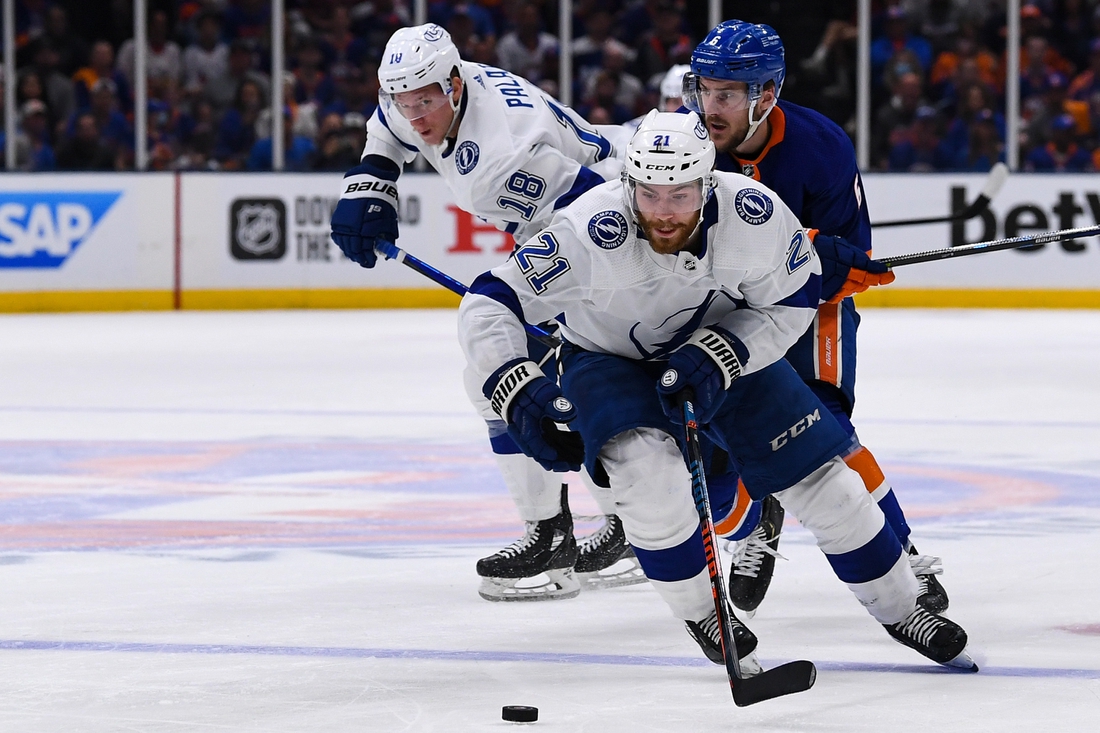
[675,385,817,706]
[373,240,559,348]
[877,224,1100,268]
[871,162,1008,229]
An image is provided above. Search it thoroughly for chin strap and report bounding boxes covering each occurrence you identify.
[740,98,775,150]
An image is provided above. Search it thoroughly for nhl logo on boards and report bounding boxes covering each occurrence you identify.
[587,210,629,250]
[455,141,480,175]
[230,198,286,260]
[734,188,773,225]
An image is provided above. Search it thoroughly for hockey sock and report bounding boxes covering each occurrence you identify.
[844,446,912,549]
[489,421,564,522]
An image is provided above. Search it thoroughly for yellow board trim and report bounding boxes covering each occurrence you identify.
[181,288,461,310]
[4,288,1100,313]
[0,290,175,312]
[0,289,461,313]
[854,289,1100,308]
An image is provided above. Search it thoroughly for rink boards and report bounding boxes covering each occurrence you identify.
[2,171,1100,311]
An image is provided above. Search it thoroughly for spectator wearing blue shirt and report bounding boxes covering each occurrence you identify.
[1026,114,1092,171]
[952,108,1005,171]
[871,7,933,92]
[18,100,56,171]
[247,108,315,171]
[215,78,265,170]
[889,105,953,171]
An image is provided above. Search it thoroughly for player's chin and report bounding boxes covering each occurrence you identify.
[647,227,689,255]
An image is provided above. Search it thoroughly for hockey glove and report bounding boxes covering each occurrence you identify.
[813,231,895,304]
[330,155,401,268]
[657,327,747,425]
[484,358,585,473]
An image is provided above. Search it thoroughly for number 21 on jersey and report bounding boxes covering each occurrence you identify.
[514,232,570,294]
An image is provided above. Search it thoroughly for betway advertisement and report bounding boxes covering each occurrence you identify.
[0,174,174,308]
[866,173,1100,290]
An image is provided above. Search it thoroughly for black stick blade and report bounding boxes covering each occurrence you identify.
[732,660,817,707]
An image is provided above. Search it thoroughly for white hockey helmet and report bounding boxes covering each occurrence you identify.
[660,64,691,110]
[378,24,462,120]
[623,110,716,218]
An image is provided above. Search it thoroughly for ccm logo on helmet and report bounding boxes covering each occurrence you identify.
[645,164,676,170]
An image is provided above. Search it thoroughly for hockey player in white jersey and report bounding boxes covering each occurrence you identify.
[457,112,977,671]
[329,24,640,601]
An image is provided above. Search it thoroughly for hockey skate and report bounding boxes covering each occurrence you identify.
[476,486,580,602]
[908,544,949,613]
[728,495,786,616]
[883,605,978,671]
[685,608,763,677]
[575,514,647,590]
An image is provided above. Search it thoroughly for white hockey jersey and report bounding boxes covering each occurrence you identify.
[458,172,823,384]
[363,61,626,243]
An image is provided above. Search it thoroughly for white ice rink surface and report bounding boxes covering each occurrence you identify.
[1,308,1099,732]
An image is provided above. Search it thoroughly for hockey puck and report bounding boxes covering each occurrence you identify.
[502,705,538,723]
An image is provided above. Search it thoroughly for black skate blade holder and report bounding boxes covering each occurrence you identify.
[674,384,817,706]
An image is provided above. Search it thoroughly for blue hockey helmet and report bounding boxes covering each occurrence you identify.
[688,21,786,100]
[684,21,786,145]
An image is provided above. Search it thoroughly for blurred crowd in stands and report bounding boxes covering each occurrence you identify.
[2,0,1100,173]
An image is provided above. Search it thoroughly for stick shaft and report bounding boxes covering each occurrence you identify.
[878,224,1100,267]
[680,394,745,690]
[373,240,559,347]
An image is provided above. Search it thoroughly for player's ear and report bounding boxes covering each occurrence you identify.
[759,81,777,112]
[450,69,464,102]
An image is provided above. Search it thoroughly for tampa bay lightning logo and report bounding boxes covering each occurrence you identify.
[587,210,629,250]
[734,188,773,225]
[423,24,445,41]
[455,141,480,175]
[694,119,708,140]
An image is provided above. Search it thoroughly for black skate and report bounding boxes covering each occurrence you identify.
[575,514,647,590]
[883,606,978,671]
[728,495,786,616]
[685,608,763,677]
[477,485,580,602]
[908,544,949,613]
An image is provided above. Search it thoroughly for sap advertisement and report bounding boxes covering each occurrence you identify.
[3,171,1100,310]
[0,174,174,297]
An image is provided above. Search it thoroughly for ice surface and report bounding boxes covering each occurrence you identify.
[1,309,1098,731]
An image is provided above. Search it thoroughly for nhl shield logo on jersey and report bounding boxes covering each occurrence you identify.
[734,188,774,225]
[455,141,480,175]
[587,210,629,250]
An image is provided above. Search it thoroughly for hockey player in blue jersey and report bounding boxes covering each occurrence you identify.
[458,111,976,672]
[329,24,640,601]
[683,21,948,617]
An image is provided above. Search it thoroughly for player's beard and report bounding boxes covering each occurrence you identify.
[638,211,700,255]
[705,111,750,156]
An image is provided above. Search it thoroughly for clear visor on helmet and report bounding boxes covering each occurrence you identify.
[682,73,751,115]
[627,178,707,218]
[380,82,454,121]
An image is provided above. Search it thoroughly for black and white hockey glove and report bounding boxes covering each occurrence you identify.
[330,155,401,268]
[657,327,748,424]
[484,358,585,473]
